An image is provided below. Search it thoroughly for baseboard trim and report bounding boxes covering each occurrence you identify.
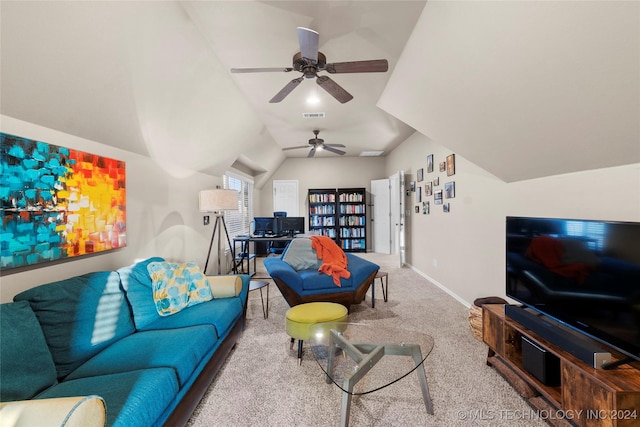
[407,263,472,308]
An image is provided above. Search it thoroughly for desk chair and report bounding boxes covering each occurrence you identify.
[269,211,288,254]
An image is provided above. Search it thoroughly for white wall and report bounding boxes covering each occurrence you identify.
[1,116,223,302]
[260,156,386,249]
[261,156,386,216]
[385,131,640,307]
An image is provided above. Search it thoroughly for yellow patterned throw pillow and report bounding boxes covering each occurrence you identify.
[147,262,213,316]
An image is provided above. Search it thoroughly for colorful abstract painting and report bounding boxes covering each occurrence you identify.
[1,132,126,269]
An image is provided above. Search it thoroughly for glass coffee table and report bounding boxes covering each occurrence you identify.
[309,322,434,427]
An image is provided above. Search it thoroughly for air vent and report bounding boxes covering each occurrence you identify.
[303,112,325,119]
[360,151,384,157]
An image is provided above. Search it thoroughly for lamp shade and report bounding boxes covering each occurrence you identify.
[199,189,239,212]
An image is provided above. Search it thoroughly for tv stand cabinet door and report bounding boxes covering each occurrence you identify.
[482,305,504,356]
[562,356,640,427]
[562,362,614,427]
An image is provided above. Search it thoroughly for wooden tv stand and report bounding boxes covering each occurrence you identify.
[482,304,640,427]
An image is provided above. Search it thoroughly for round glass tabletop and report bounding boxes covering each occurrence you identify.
[308,322,435,397]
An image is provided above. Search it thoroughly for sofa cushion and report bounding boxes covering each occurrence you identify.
[66,325,216,386]
[281,238,322,271]
[13,271,135,379]
[147,261,212,316]
[0,301,58,401]
[263,257,303,291]
[140,297,243,337]
[0,395,106,427]
[299,269,354,290]
[117,257,165,330]
[207,275,243,298]
[345,253,380,287]
[36,368,179,427]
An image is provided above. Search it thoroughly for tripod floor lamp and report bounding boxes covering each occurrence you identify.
[199,189,239,275]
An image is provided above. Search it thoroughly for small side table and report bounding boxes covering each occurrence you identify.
[371,271,389,308]
[249,280,269,319]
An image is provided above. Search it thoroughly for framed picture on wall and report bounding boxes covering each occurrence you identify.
[416,187,422,202]
[423,201,430,215]
[425,181,432,196]
[427,154,434,173]
[434,189,443,205]
[446,153,456,176]
[445,181,455,198]
[433,190,442,205]
[443,203,450,213]
[439,161,446,172]
[433,176,439,187]
[417,168,424,182]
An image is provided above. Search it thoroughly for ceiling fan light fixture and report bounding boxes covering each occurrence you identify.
[281,130,345,157]
[230,27,388,103]
[306,95,320,105]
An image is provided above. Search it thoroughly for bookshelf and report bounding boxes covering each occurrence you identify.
[308,189,337,239]
[308,187,367,252]
[337,188,366,252]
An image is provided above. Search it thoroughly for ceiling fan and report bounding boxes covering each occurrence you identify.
[230,27,388,104]
[282,130,346,158]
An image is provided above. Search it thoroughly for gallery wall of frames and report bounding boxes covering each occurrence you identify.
[1,132,126,270]
[409,153,455,215]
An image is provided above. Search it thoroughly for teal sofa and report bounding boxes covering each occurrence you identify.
[0,257,249,427]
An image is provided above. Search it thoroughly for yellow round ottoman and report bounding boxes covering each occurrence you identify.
[285,302,348,364]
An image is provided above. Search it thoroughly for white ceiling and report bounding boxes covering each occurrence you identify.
[1,1,638,185]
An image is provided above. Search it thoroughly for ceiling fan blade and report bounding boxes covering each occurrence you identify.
[231,67,293,73]
[323,146,346,156]
[269,77,304,103]
[316,75,353,104]
[297,27,319,62]
[325,143,346,148]
[307,147,317,158]
[325,59,388,74]
[282,145,310,151]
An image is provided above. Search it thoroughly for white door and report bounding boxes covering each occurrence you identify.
[371,179,391,253]
[390,171,406,266]
[398,171,406,266]
[273,180,299,216]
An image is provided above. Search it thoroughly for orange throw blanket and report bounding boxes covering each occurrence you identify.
[310,235,350,286]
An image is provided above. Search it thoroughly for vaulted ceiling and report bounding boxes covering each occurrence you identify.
[1,1,638,186]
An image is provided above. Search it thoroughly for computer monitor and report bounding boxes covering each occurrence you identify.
[276,217,305,236]
[253,217,275,235]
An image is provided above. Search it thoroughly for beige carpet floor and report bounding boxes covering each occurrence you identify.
[187,253,548,427]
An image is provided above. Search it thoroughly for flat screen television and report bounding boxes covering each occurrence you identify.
[506,216,640,364]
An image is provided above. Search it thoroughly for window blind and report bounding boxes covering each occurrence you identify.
[223,172,253,248]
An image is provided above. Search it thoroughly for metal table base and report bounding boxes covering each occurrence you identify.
[325,329,433,427]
